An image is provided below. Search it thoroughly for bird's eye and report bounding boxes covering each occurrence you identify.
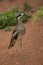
[21,13,24,16]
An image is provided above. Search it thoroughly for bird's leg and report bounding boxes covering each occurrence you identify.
[18,35,26,59]
[18,35,23,49]
[18,35,24,56]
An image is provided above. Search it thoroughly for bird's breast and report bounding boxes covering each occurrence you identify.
[18,25,25,35]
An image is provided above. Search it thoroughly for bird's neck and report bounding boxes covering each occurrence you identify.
[17,17,23,26]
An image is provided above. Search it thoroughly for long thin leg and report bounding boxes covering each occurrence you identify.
[18,35,23,48]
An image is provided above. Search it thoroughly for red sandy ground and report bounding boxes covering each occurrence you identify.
[0,0,43,65]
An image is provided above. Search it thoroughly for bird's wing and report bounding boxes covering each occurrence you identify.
[8,30,19,49]
[12,27,18,34]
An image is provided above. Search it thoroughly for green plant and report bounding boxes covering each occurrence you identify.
[23,1,32,11]
[32,6,43,22]
[0,13,6,29]
[0,5,31,29]
[4,26,12,31]
[3,9,17,26]
[12,5,19,13]
[21,12,31,23]
[21,14,28,23]
[0,10,17,29]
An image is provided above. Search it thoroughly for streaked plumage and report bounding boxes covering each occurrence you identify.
[8,12,25,49]
[8,27,19,49]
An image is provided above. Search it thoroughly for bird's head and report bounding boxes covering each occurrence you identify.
[16,12,24,20]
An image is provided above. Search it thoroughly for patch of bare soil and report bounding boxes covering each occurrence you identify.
[0,18,43,65]
[0,0,43,12]
[0,0,43,65]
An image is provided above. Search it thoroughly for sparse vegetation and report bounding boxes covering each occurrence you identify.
[23,1,32,11]
[4,26,12,31]
[0,5,18,29]
[12,5,18,13]
[0,1,33,29]
[0,4,32,29]
[21,15,28,23]
[32,6,43,22]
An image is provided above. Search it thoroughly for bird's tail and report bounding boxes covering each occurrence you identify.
[8,28,18,49]
[8,38,16,49]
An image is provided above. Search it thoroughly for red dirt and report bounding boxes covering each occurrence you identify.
[0,0,43,65]
[0,0,43,12]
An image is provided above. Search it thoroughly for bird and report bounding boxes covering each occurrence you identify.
[8,12,25,49]
[8,26,19,49]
